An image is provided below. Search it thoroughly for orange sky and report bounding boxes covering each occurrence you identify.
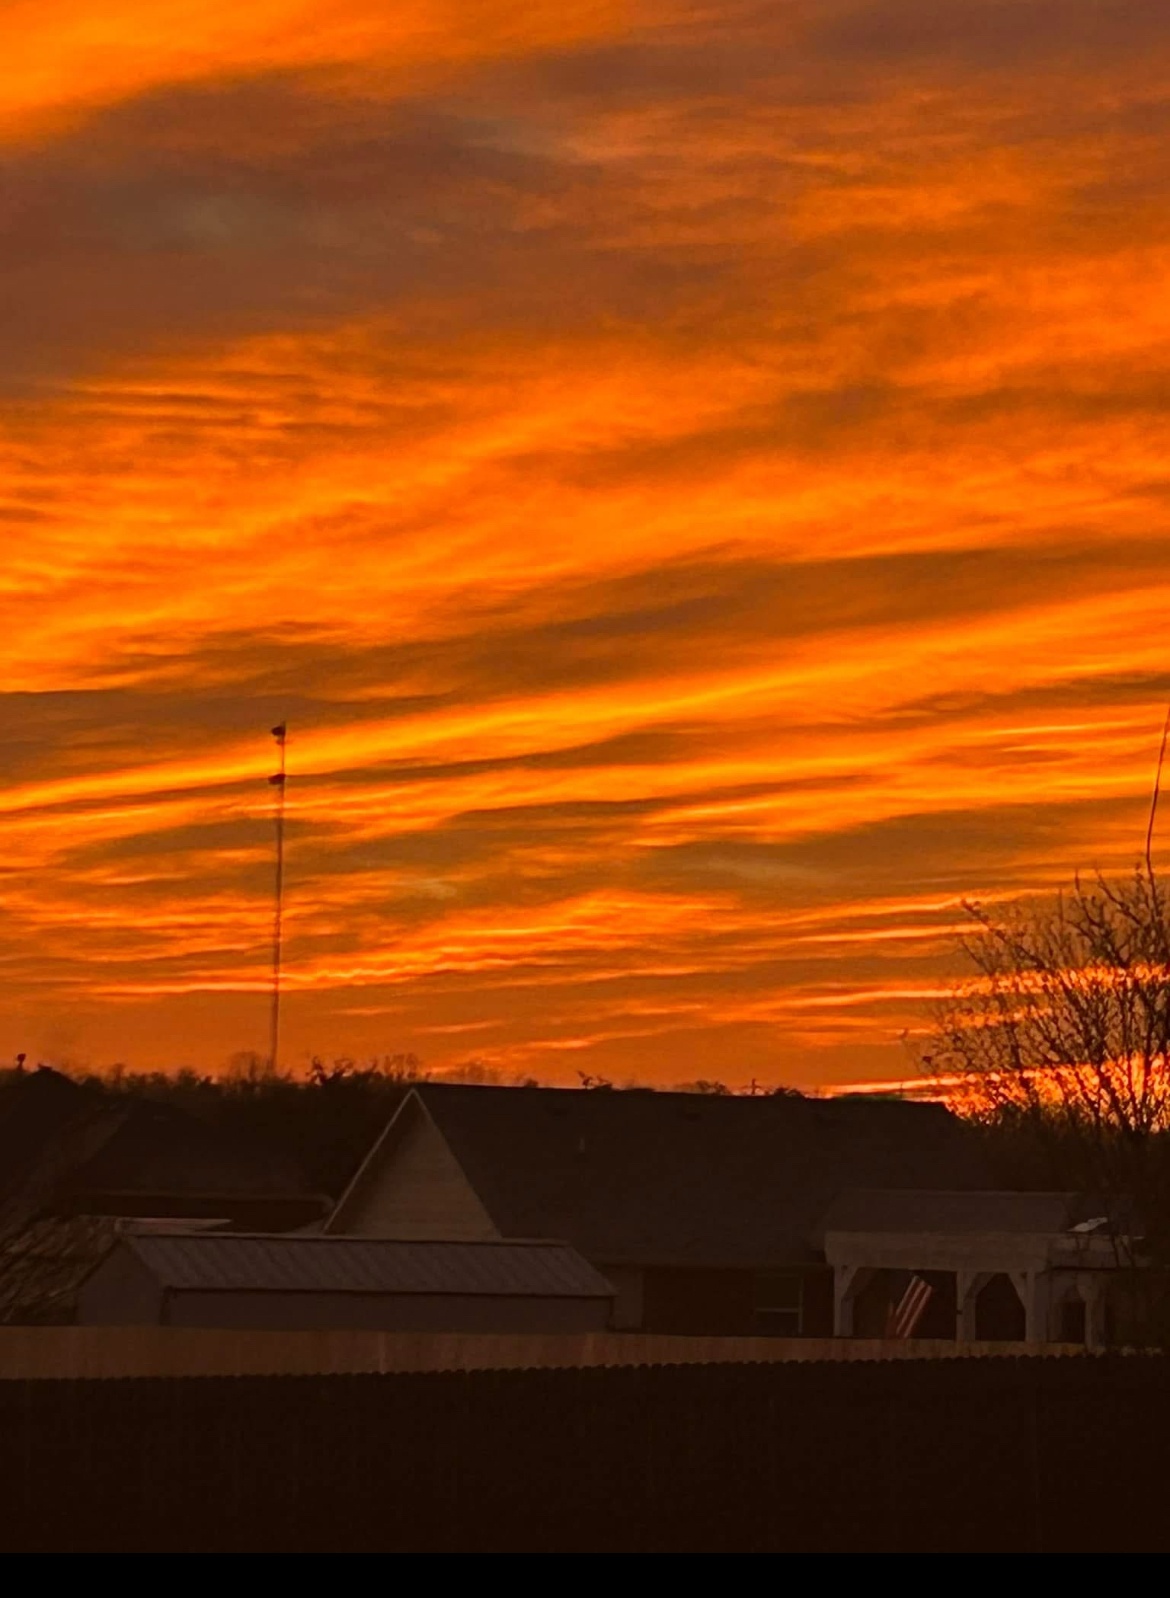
[3,0,1170,1087]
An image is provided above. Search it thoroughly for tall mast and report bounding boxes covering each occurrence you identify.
[269,723,288,1072]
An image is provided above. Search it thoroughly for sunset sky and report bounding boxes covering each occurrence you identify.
[3,0,1170,1088]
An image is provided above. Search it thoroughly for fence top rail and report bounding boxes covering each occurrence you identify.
[0,1326,1137,1381]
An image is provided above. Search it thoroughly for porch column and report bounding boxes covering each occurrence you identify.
[956,1270,992,1342]
[1082,1278,1108,1351]
[833,1265,873,1337]
[1010,1270,1050,1343]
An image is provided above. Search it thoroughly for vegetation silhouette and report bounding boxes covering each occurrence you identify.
[923,867,1170,1341]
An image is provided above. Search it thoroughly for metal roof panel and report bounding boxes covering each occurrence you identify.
[122,1234,614,1298]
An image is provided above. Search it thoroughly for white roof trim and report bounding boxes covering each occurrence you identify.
[324,1086,429,1234]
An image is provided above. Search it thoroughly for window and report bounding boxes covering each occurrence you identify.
[754,1271,803,1337]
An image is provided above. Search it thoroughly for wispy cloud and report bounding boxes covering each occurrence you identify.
[2,1,1168,1083]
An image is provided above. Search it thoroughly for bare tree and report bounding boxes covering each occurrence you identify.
[928,872,1170,1149]
[927,869,1170,1342]
[923,868,1170,1335]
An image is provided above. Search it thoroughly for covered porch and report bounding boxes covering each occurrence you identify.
[821,1191,1127,1349]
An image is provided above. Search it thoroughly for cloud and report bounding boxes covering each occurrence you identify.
[2,0,1169,1083]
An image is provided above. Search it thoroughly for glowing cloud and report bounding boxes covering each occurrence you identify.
[2,0,1170,1085]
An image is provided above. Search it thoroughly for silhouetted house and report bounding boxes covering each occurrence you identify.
[0,1069,327,1323]
[78,1234,614,1333]
[819,1188,1134,1348]
[325,1084,990,1335]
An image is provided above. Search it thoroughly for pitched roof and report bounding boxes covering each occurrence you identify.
[109,1234,613,1299]
[343,1083,992,1267]
[816,1188,1088,1238]
[0,1216,229,1326]
[0,1215,125,1325]
[0,1073,327,1322]
[0,1070,127,1213]
[66,1099,307,1202]
[0,1068,320,1225]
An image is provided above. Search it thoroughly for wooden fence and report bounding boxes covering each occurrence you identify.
[0,1325,1089,1380]
[0,1354,1165,1551]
